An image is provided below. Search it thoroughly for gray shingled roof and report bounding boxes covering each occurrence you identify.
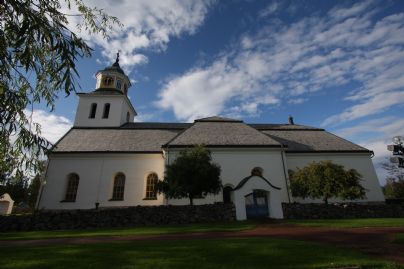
[78,89,124,96]
[250,123,323,130]
[53,128,180,153]
[51,117,370,153]
[262,130,370,152]
[121,122,192,129]
[165,120,282,147]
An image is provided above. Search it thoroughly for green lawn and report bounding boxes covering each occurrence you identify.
[0,238,402,269]
[285,218,404,228]
[395,233,404,244]
[0,221,255,241]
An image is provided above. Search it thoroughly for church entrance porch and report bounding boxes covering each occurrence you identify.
[245,190,269,219]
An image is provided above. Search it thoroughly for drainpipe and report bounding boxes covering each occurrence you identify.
[280,145,291,203]
[96,155,105,209]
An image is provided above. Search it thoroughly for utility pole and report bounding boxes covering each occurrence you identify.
[387,136,404,168]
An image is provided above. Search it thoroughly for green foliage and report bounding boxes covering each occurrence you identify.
[382,161,404,199]
[158,145,222,205]
[289,161,366,204]
[0,0,120,176]
[0,176,29,204]
[383,179,404,199]
[0,161,46,208]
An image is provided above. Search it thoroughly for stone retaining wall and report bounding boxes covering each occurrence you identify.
[0,203,236,232]
[282,203,404,219]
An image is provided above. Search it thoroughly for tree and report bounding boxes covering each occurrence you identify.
[382,161,404,199]
[289,161,366,204]
[0,160,46,208]
[157,145,222,205]
[1,0,121,176]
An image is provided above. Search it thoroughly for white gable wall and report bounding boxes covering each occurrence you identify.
[166,148,290,213]
[38,153,165,210]
[286,153,385,203]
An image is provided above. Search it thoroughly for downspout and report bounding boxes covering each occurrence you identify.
[35,159,51,210]
[280,145,291,203]
[95,155,106,209]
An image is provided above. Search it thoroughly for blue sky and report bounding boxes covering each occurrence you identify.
[31,0,404,183]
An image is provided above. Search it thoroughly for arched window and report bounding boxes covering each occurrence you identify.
[116,79,122,90]
[103,76,114,86]
[89,103,97,118]
[123,84,128,94]
[223,186,233,204]
[111,173,125,200]
[102,103,110,118]
[145,173,158,200]
[126,111,130,122]
[251,167,264,177]
[64,173,79,202]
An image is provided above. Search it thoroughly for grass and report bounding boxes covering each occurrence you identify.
[0,221,255,241]
[0,237,402,269]
[284,218,404,228]
[394,233,404,244]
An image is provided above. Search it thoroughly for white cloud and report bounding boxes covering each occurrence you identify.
[24,109,72,144]
[156,1,404,122]
[288,98,307,105]
[64,0,213,73]
[259,1,281,18]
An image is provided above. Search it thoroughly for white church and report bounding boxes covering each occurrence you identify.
[37,56,385,220]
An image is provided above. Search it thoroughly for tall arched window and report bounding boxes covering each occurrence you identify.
[102,103,110,118]
[126,111,130,122]
[89,103,97,118]
[111,173,125,200]
[64,173,79,202]
[145,173,158,200]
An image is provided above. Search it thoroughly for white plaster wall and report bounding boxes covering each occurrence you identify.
[233,176,284,220]
[74,95,134,127]
[38,153,165,210]
[166,148,290,207]
[285,153,385,203]
[120,104,135,126]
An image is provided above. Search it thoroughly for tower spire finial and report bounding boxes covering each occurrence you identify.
[115,51,120,64]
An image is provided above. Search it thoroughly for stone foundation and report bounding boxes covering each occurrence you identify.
[282,202,404,219]
[0,203,236,232]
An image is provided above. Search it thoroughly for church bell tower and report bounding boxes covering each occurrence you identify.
[73,53,137,127]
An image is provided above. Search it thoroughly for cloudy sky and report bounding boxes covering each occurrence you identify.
[32,0,404,184]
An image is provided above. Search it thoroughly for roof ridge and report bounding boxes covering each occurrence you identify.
[195,116,243,122]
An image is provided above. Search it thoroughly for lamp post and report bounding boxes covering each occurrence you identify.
[387,136,404,168]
